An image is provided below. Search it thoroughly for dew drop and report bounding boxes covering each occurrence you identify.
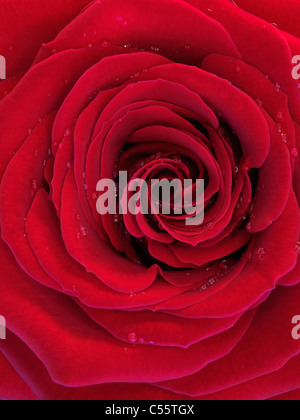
[149,340,155,345]
[66,162,72,169]
[275,83,281,92]
[92,192,99,200]
[184,44,192,52]
[150,45,160,52]
[64,128,71,137]
[128,333,137,343]
[138,338,145,344]
[281,133,287,143]
[219,260,229,273]
[80,226,88,237]
[295,242,300,253]
[101,40,111,48]
[116,16,127,25]
[31,179,38,191]
[276,111,283,120]
[291,148,298,158]
[207,222,214,230]
[72,285,79,294]
[255,247,266,261]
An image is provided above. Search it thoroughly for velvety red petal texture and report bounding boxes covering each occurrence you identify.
[0,0,299,401]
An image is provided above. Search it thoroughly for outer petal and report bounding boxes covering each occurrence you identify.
[0,0,93,77]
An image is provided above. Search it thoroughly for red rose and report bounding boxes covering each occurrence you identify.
[0,0,300,401]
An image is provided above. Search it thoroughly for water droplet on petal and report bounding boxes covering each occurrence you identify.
[207,222,214,230]
[138,338,144,344]
[275,83,281,92]
[295,242,300,253]
[281,133,287,143]
[219,260,229,273]
[66,162,72,169]
[184,44,192,51]
[101,40,111,48]
[276,111,283,120]
[255,247,266,261]
[128,333,137,343]
[80,226,88,237]
[206,277,214,286]
[291,148,298,158]
[246,252,253,260]
[149,340,155,345]
[150,45,160,53]
[116,16,127,25]
[64,128,71,137]
[31,179,38,191]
